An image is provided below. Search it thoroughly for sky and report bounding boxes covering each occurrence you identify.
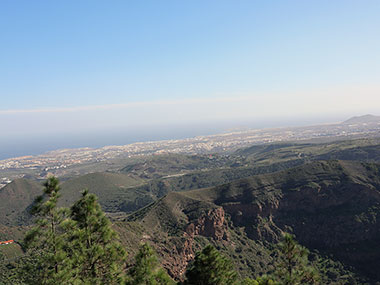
[1,0,380,159]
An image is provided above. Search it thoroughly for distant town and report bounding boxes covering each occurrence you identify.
[1,116,380,188]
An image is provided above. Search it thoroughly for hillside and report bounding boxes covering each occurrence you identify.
[119,162,304,212]
[1,144,380,282]
[1,139,380,282]
[116,139,380,212]
[343,114,380,125]
[0,172,145,227]
[0,242,23,260]
[60,172,145,212]
[120,153,237,179]
[235,138,380,166]
[0,179,42,226]
[2,139,380,225]
[123,191,277,280]
[122,160,380,282]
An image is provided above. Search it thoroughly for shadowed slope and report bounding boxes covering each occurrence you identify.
[182,160,380,281]
[0,179,42,226]
[60,172,145,212]
[121,161,378,282]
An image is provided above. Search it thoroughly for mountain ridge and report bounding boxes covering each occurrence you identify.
[343,114,380,124]
[123,160,380,282]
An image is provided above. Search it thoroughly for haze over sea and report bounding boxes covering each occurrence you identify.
[1,114,350,160]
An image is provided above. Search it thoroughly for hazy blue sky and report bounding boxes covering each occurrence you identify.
[1,0,380,158]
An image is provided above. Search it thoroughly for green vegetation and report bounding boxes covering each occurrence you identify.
[236,138,380,166]
[69,189,126,284]
[3,139,380,226]
[0,178,175,284]
[2,138,380,283]
[10,178,141,284]
[180,237,321,285]
[272,233,319,284]
[60,172,145,212]
[0,243,23,260]
[0,177,330,284]
[0,179,42,226]
[124,160,377,283]
[126,243,174,285]
[21,176,72,284]
[120,154,236,179]
[183,245,238,285]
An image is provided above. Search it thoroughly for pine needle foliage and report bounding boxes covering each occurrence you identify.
[184,245,238,285]
[69,189,126,284]
[22,176,73,284]
[126,243,174,285]
[272,233,320,285]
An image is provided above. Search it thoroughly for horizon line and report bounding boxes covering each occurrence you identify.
[0,96,256,115]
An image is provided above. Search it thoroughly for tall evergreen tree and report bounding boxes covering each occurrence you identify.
[273,233,319,285]
[184,245,238,285]
[22,176,73,284]
[69,189,126,284]
[126,243,174,285]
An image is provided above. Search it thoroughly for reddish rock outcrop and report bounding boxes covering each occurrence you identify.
[185,207,229,241]
[160,207,229,280]
[161,238,195,278]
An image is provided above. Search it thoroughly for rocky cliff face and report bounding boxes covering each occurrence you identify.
[160,238,195,279]
[122,160,380,282]
[157,207,229,280]
[185,207,229,241]
[208,161,380,281]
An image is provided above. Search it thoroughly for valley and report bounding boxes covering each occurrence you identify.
[1,118,380,283]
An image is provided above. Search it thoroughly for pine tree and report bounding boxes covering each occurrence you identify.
[184,245,238,285]
[273,233,319,285]
[126,243,174,285]
[69,189,126,285]
[22,176,73,284]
